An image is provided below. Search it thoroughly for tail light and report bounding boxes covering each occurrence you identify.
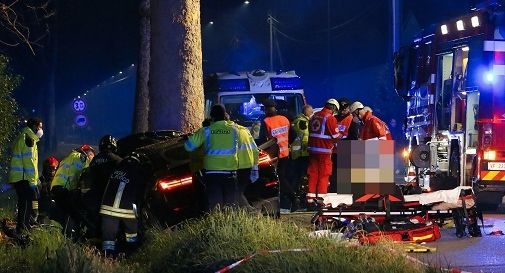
[157,175,192,191]
[483,150,496,161]
[258,150,272,166]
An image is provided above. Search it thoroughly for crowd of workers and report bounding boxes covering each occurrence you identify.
[6,98,391,255]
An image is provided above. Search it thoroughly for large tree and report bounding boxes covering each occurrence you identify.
[148,0,204,133]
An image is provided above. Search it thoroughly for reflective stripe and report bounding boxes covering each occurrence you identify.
[277,136,289,143]
[238,142,256,150]
[32,201,39,209]
[204,127,211,151]
[331,134,339,138]
[306,193,317,197]
[279,147,288,151]
[184,139,197,151]
[100,205,136,214]
[320,116,328,135]
[10,166,24,172]
[12,154,22,159]
[113,182,127,208]
[309,133,331,139]
[23,168,35,174]
[307,147,332,153]
[206,148,236,155]
[22,152,33,157]
[206,170,236,174]
[99,205,136,219]
[56,173,69,180]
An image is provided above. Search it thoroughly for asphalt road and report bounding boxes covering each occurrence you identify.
[413,213,505,273]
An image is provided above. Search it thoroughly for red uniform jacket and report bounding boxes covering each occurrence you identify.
[308,107,339,154]
[360,111,392,140]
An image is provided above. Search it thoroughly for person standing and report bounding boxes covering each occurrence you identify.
[307,99,340,206]
[50,145,95,236]
[259,99,293,213]
[184,104,240,209]
[9,118,43,233]
[100,152,147,256]
[290,104,313,211]
[350,102,391,140]
[81,135,122,238]
[236,123,259,209]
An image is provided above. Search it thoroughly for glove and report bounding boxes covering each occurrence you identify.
[250,165,259,183]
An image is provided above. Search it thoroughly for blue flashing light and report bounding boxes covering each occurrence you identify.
[270,77,302,90]
[218,79,250,91]
[485,71,495,83]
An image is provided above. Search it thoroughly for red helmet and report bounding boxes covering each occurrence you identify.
[43,156,59,169]
[79,144,95,154]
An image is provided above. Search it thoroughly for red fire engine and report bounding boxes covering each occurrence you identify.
[394,2,505,193]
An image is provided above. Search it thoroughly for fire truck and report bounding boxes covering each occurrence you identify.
[394,2,505,192]
[203,69,306,138]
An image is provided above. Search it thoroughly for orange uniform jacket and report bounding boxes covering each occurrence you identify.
[308,108,339,154]
[264,115,291,158]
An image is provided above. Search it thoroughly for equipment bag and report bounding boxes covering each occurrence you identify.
[407,225,441,243]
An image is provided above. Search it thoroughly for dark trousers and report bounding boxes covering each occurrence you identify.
[237,168,252,208]
[101,215,138,253]
[278,157,294,209]
[291,156,309,195]
[328,153,339,192]
[51,186,81,236]
[204,172,238,210]
[13,180,33,232]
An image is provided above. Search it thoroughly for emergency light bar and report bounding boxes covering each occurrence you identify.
[218,79,250,91]
[270,77,302,90]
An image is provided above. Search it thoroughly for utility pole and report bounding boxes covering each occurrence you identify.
[392,0,400,54]
[268,14,273,71]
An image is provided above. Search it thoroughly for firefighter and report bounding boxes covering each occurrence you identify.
[290,104,313,211]
[350,102,392,140]
[184,104,240,209]
[100,152,147,256]
[307,99,340,206]
[8,117,43,233]
[81,135,122,238]
[236,123,259,209]
[259,99,293,213]
[37,156,59,224]
[50,145,95,236]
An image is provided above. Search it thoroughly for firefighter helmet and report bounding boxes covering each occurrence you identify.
[326,98,340,110]
[99,135,118,152]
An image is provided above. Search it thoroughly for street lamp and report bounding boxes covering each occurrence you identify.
[244,0,250,4]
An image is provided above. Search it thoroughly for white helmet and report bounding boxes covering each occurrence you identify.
[326,98,340,110]
[349,101,365,113]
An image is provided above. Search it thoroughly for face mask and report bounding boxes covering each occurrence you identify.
[36,129,44,138]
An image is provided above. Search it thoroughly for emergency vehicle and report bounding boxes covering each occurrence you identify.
[394,1,505,192]
[204,69,306,138]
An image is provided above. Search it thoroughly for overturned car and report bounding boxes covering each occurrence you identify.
[115,130,280,227]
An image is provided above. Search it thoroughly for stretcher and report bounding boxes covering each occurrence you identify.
[310,186,478,242]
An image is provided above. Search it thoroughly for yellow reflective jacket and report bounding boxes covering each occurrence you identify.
[184,120,239,171]
[51,150,90,190]
[236,123,259,169]
[291,114,310,159]
[9,127,39,185]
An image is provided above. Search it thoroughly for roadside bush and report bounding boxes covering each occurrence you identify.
[132,208,425,273]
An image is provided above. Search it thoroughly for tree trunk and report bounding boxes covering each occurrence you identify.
[132,0,151,134]
[149,0,204,133]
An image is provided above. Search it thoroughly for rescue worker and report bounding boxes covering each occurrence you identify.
[81,135,122,238]
[50,145,95,236]
[8,117,43,233]
[37,156,59,224]
[100,152,147,256]
[307,99,340,206]
[184,104,240,209]
[258,99,293,213]
[350,102,392,140]
[236,123,259,209]
[290,104,313,211]
[329,98,359,192]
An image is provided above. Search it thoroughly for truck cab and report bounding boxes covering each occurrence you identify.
[204,69,306,138]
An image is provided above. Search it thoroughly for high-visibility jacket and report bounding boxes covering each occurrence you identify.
[9,127,39,185]
[236,123,259,169]
[263,115,290,158]
[360,111,392,140]
[51,150,90,190]
[184,120,239,171]
[308,107,339,155]
[291,113,310,159]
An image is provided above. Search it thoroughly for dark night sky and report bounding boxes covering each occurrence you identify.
[8,0,473,120]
